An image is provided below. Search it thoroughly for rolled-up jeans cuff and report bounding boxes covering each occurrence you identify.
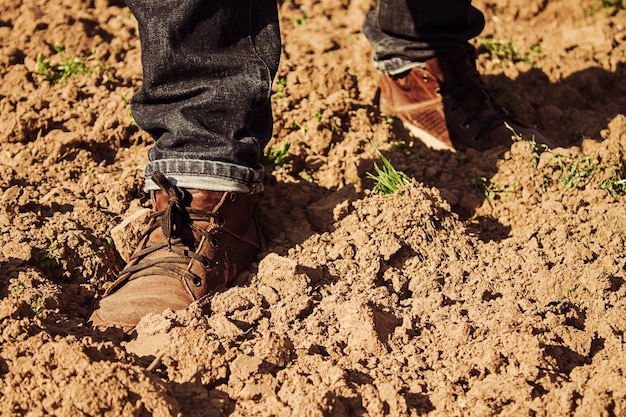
[375,56,424,77]
[143,159,264,194]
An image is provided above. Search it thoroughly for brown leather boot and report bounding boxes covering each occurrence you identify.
[379,44,556,152]
[89,172,262,332]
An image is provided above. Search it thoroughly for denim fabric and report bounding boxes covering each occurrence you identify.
[363,0,485,75]
[143,159,264,193]
[125,0,280,193]
[128,1,484,192]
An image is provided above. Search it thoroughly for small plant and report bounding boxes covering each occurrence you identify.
[505,124,625,196]
[568,231,583,242]
[299,169,314,182]
[599,0,625,14]
[313,111,323,122]
[41,241,61,267]
[394,139,414,156]
[536,151,624,195]
[36,44,92,84]
[476,36,539,66]
[122,94,135,124]
[528,137,551,169]
[506,123,608,193]
[600,171,626,196]
[272,77,286,99]
[294,12,309,27]
[367,142,411,195]
[264,141,291,168]
[562,284,581,306]
[470,177,516,200]
[104,236,115,248]
[506,122,549,168]
[9,283,25,297]
[31,297,45,315]
[293,121,308,134]
[555,155,603,192]
[539,176,552,195]
[35,45,116,87]
[455,153,468,164]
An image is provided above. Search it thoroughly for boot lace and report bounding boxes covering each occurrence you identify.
[119,171,224,287]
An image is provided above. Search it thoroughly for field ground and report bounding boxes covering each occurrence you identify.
[1,0,626,415]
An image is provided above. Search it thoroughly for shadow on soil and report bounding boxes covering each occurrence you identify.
[364,63,626,242]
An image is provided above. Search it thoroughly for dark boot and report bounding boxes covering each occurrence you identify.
[379,45,556,151]
[89,172,261,332]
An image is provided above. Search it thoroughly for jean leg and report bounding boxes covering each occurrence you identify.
[363,0,485,75]
[124,0,280,193]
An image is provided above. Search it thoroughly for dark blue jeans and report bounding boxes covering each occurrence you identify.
[363,0,484,75]
[125,0,484,192]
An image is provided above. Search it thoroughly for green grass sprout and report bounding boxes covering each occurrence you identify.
[506,122,550,168]
[35,44,115,87]
[367,142,411,195]
[394,139,414,156]
[508,122,625,196]
[470,177,516,200]
[293,121,308,134]
[41,241,61,268]
[272,77,286,100]
[122,94,135,124]
[36,44,91,84]
[264,142,291,168]
[294,12,309,27]
[455,153,468,164]
[31,297,45,315]
[476,36,539,66]
[600,172,626,196]
[599,0,625,14]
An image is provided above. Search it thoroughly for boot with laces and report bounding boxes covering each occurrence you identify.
[379,44,556,152]
[89,171,262,333]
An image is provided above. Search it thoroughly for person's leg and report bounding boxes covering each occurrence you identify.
[363,0,484,75]
[131,0,280,193]
[364,0,555,151]
[90,0,280,332]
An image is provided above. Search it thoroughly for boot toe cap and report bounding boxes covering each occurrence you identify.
[88,276,193,332]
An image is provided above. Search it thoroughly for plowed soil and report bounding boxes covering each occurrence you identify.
[1,0,626,415]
